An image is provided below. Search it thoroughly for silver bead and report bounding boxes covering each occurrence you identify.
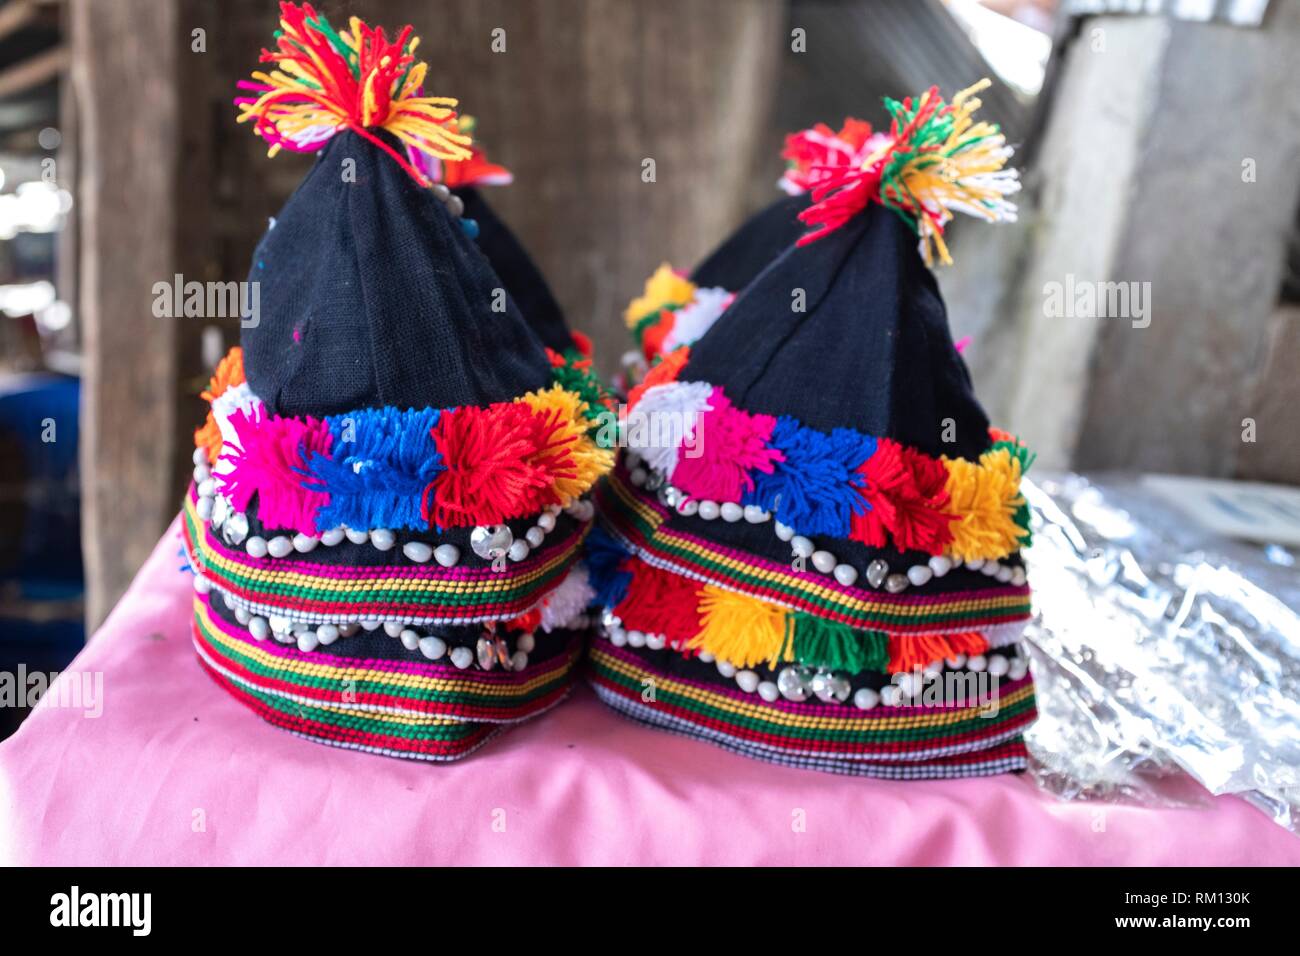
[757,681,780,702]
[1010,565,1027,586]
[344,526,369,545]
[697,500,720,521]
[211,495,229,529]
[517,633,536,653]
[525,526,545,548]
[383,622,404,637]
[470,524,514,560]
[476,636,497,670]
[444,194,465,218]
[234,606,251,625]
[865,559,889,588]
[810,671,838,703]
[774,521,795,542]
[716,659,737,678]
[967,654,987,672]
[884,573,909,593]
[197,477,216,498]
[195,496,214,521]
[193,447,209,466]
[996,564,1014,582]
[537,511,557,532]
[402,541,433,563]
[245,536,268,558]
[318,527,345,546]
[777,667,808,702]
[662,486,682,508]
[399,629,420,651]
[450,646,474,669]
[966,558,986,571]
[676,498,699,517]
[790,536,814,559]
[507,540,530,562]
[987,655,1010,677]
[193,463,211,483]
[316,623,340,645]
[811,550,836,573]
[267,536,293,558]
[735,670,760,693]
[292,533,318,553]
[248,617,269,640]
[743,505,770,523]
[369,528,396,551]
[929,554,953,577]
[510,650,529,671]
[720,502,744,523]
[434,544,460,567]
[430,183,451,202]
[223,511,249,545]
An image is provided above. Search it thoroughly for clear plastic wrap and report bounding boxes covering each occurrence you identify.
[1021,473,1300,832]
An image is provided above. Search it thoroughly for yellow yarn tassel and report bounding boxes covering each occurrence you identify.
[941,447,1028,562]
[518,385,614,504]
[624,264,697,329]
[688,585,793,669]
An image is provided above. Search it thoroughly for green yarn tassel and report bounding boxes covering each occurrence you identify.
[990,438,1036,546]
[791,614,888,673]
[549,351,617,445]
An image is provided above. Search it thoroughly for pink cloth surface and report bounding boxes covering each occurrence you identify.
[2,519,1297,866]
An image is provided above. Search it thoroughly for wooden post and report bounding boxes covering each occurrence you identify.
[72,0,783,628]
[73,0,182,629]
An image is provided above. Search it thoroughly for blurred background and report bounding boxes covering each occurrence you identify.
[0,0,1296,738]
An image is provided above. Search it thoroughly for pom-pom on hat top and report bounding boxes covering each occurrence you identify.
[185,3,616,763]
[590,81,1036,779]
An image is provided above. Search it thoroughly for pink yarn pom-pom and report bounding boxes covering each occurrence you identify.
[220,407,332,535]
[672,388,783,503]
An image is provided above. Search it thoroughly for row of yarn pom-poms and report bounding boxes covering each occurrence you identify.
[192,347,618,537]
[623,357,1033,564]
[586,538,1019,677]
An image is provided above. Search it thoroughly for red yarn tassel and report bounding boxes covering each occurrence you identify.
[613,559,705,650]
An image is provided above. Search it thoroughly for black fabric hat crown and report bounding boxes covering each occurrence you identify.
[684,202,989,460]
[243,131,551,419]
[457,187,575,355]
[690,192,811,292]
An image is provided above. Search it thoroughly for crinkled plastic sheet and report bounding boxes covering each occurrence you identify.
[1022,473,1300,833]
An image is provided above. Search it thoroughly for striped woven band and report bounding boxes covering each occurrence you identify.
[193,593,581,760]
[589,643,1033,777]
[183,491,587,626]
[595,470,1032,635]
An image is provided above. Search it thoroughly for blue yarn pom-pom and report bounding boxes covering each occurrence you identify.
[304,407,444,531]
[583,524,633,609]
[743,417,876,538]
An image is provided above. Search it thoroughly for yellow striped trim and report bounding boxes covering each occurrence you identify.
[607,476,1026,622]
[590,644,1034,731]
[196,597,576,698]
[186,494,583,597]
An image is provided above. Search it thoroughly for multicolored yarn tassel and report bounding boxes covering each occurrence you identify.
[795,79,1019,264]
[607,553,1013,676]
[623,370,1033,564]
[236,2,471,186]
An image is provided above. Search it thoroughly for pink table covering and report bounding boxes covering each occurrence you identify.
[2,519,1297,866]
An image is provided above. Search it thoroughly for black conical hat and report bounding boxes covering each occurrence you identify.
[242,131,551,418]
[456,187,575,355]
[683,201,988,461]
[689,192,811,292]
